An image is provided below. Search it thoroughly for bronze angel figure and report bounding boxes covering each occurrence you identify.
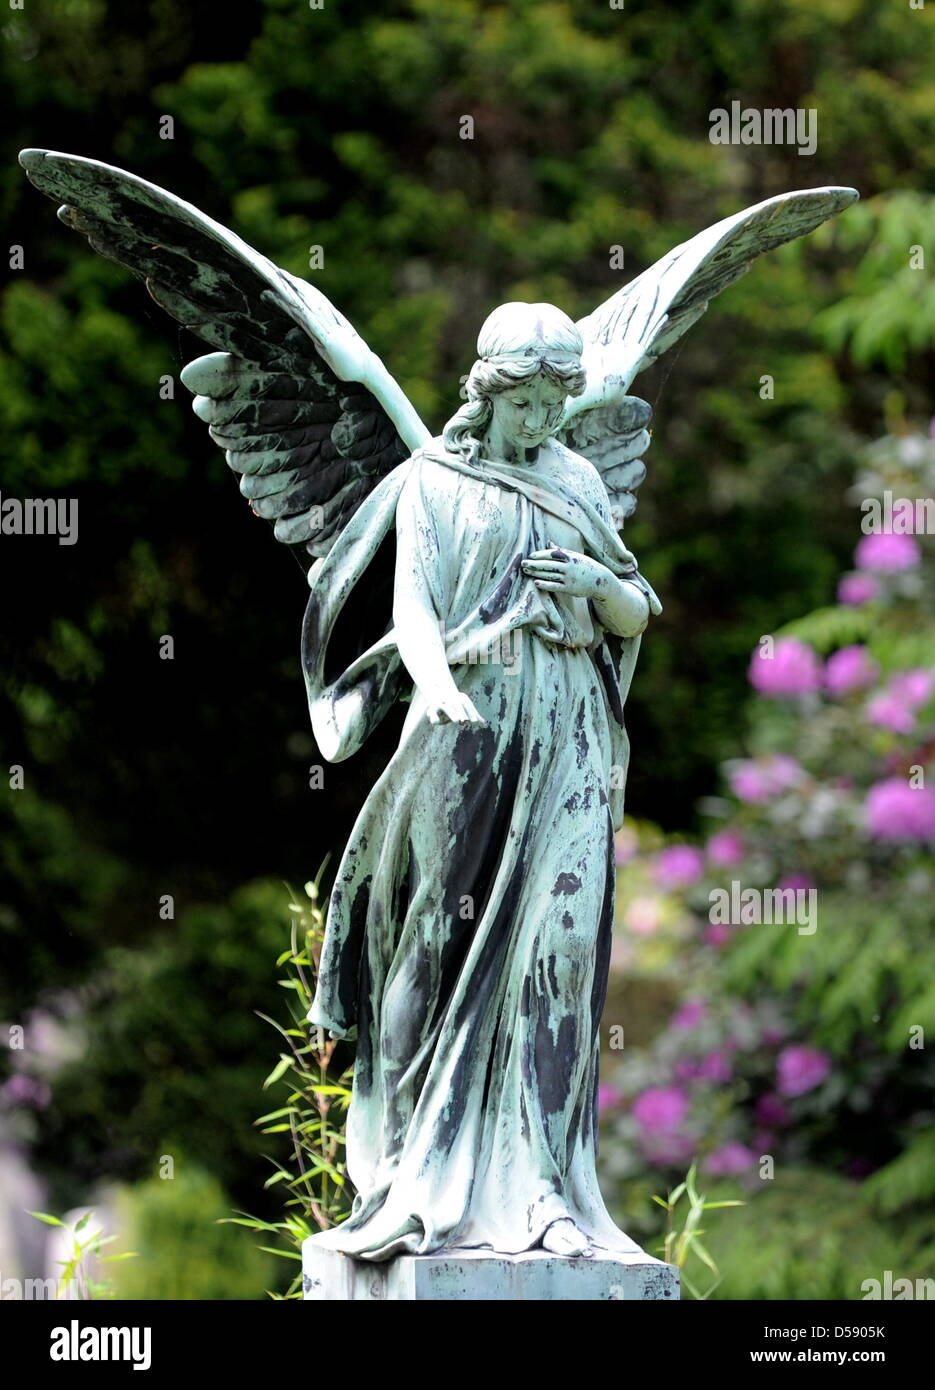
[20,149,856,1262]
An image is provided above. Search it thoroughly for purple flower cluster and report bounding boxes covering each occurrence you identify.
[728,754,805,803]
[776,1045,831,1097]
[838,572,879,605]
[854,532,921,573]
[748,638,821,697]
[652,844,705,889]
[866,669,933,735]
[606,471,932,1195]
[866,778,935,842]
[747,637,930,714]
[706,830,745,867]
[620,1007,832,1174]
[824,645,879,696]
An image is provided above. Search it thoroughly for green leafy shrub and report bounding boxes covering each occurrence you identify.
[231,881,354,1299]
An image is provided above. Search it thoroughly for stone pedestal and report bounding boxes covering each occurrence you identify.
[302,1240,679,1301]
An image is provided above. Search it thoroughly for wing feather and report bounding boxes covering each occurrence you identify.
[561,185,858,529]
[21,148,429,561]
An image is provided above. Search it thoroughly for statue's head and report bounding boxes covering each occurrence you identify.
[443,302,586,462]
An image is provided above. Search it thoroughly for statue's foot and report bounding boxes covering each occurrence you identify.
[541,1218,593,1258]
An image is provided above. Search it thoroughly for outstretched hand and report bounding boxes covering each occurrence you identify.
[522,547,614,600]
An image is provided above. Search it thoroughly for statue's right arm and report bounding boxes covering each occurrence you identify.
[393,465,486,729]
[394,591,484,727]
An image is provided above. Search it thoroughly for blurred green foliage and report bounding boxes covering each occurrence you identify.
[22,881,294,1215]
[1,0,933,1298]
[111,1163,276,1300]
[694,1169,935,1302]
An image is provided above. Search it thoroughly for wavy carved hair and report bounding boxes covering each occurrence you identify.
[442,302,587,464]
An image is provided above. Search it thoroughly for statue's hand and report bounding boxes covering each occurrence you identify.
[522,548,614,600]
[426,691,487,728]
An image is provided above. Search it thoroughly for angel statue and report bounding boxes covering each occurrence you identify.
[20,150,857,1269]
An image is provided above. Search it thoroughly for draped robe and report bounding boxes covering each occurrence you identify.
[301,436,660,1261]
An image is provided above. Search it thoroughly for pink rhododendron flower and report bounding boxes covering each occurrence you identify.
[640,1133,697,1167]
[729,764,771,802]
[866,779,935,842]
[674,1059,700,1083]
[776,873,815,894]
[0,1075,51,1108]
[653,845,705,889]
[697,1051,732,1084]
[728,755,805,803]
[854,532,921,572]
[748,638,821,697]
[672,999,706,1031]
[706,830,745,867]
[866,670,933,734]
[598,1083,623,1114]
[824,645,879,696]
[704,923,732,947]
[624,895,663,935]
[777,1045,831,1097]
[755,1092,791,1127]
[614,825,639,866]
[631,1086,688,1134]
[888,669,933,709]
[838,572,879,605]
[866,694,916,735]
[704,1141,756,1175]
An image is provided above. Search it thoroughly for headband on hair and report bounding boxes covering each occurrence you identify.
[480,349,582,365]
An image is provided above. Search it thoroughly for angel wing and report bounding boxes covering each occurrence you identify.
[18,149,431,561]
[559,185,859,529]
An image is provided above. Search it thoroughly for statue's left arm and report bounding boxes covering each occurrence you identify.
[522,548,650,638]
[588,571,651,638]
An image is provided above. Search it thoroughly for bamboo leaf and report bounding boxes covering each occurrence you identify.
[263,1055,293,1088]
[28,1210,64,1226]
[690,1238,718,1274]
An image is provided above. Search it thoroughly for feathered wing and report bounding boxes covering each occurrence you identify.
[19,149,430,560]
[560,185,859,528]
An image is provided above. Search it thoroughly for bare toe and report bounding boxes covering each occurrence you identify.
[541,1218,594,1258]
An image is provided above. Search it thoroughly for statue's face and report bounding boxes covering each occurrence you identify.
[488,373,568,452]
